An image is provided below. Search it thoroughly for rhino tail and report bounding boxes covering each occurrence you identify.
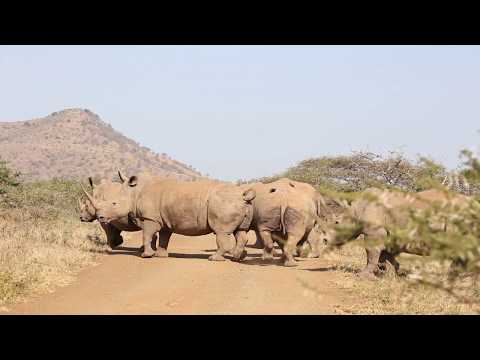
[316,197,325,218]
[280,203,287,236]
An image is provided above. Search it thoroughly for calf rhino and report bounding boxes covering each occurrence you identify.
[90,175,256,261]
[232,178,329,266]
[326,187,472,278]
[79,171,160,249]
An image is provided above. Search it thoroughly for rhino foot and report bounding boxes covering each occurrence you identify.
[306,251,320,259]
[141,251,155,258]
[262,252,274,261]
[283,259,298,267]
[357,270,378,281]
[108,236,124,249]
[154,249,169,258]
[208,254,226,261]
[231,250,247,262]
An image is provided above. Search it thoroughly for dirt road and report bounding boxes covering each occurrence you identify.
[4,233,351,314]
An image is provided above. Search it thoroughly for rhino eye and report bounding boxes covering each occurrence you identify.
[112,202,117,206]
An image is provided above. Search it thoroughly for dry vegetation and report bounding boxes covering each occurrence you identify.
[317,244,480,314]
[0,175,111,307]
[2,132,480,313]
[0,108,201,182]
[245,150,480,314]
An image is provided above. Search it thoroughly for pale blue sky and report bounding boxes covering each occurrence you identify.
[1,45,479,181]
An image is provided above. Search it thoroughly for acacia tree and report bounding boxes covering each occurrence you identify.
[241,151,448,193]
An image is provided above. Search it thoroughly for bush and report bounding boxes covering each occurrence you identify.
[332,151,480,307]
[0,157,20,194]
[0,177,108,306]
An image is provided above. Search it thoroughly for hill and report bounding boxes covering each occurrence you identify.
[0,108,202,181]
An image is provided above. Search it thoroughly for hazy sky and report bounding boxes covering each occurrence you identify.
[1,45,479,181]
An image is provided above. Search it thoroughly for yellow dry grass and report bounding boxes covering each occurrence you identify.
[0,179,111,308]
[0,209,108,307]
[315,243,480,314]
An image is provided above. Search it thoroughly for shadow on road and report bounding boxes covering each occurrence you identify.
[168,252,211,260]
[106,247,313,268]
[113,246,141,252]
[300,266,338,272]
[107,250,141,257]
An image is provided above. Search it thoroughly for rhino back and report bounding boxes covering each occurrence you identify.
[136,180,212,235]
[207,184,255,232]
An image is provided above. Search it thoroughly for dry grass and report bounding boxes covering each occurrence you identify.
[0,180,109,308]
[315,243,480,314]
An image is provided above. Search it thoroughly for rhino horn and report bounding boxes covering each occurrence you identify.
[81,183,97,209]
[118,170,127,183]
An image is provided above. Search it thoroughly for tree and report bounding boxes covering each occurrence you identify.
[245,151,447,193]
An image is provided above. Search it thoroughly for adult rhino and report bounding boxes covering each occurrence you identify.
[325,187,472,279]
[79,171,159,249]
[90,175,256,261]
[232,178,330,267]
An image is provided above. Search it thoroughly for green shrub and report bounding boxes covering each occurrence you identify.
[0,157,20,194]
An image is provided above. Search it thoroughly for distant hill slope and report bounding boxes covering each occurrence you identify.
[0,108,202,182]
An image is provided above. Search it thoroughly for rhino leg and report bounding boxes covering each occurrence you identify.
[251,230,264,249]
[358,246,383,279]
[154,230,171,258]
[378,250,400,275]
[358,228,389,279]
[259,230,275,261]
[305,234,321,258]
[141,220,160,258]
[231,231,249,262]
[209,233,235,261]
[299,241,316,258]
[282,232,304,267]
[100,222,123,249]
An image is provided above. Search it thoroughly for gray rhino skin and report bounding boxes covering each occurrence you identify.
[91,175,256,261]
[79,171,160,249]
[232,178,329,267]
[327,187,472,279]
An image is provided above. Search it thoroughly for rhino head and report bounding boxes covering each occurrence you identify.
[93,174,138,225]
[320,199,362,248]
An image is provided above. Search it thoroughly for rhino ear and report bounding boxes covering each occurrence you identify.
[128,176,138,187]
[243,188,256,202]
[88,177,94,189]
[118,170,126,183]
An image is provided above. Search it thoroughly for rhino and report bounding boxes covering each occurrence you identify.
[79,171,160,249]
[325,187,472,279]
[89,175,256,261]
[232,178,330,267]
